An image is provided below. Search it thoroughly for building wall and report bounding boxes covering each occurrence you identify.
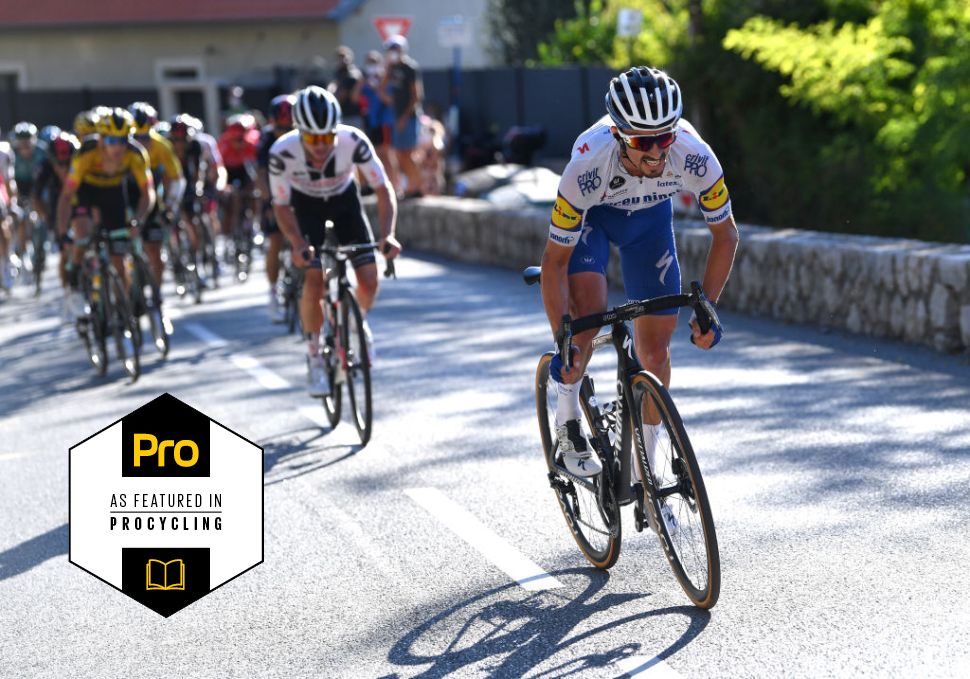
[336,0,492,70]
[0,21,341,90]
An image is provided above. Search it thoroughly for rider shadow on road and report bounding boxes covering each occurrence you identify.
[0,523,67,583]
[262,425,362,486]
[383,567,709,678]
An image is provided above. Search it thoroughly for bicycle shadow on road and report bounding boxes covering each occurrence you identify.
[0,523,67,583]
[383,567,709,678]
[261,425,362,487]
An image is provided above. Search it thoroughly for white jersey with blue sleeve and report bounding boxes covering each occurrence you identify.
[549,116,733,247]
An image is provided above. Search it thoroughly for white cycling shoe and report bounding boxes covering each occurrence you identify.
[556,419,602,477]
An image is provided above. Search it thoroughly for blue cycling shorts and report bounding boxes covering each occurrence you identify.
[567,200,680,315]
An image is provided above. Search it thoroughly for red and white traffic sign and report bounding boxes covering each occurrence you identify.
[373,16,412,42]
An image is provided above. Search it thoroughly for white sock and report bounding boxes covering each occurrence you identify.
[634,424,661,483]
[306,332,320,357]
[555,381,582,426]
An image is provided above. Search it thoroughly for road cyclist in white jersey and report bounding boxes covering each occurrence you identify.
[269,85,401,397]
[540,66,740,496]
[0,133,15,292]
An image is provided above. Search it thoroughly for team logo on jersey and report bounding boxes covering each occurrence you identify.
[551,195,582,231]
[576,142,590,155]
[268,154,285,175]
[577,168,602,196]
[684,153,709,177]
[698,175,729,212]
[609,176,625,189]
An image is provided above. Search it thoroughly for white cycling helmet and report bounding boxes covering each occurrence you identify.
[605,66,683,133]
[293,85,341,134]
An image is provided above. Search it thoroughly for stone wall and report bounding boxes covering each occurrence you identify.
[368,197,970,353]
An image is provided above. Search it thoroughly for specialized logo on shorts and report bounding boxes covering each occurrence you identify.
[69,393,263,617]
[656,249,674,285]
[609,176,625,189]
[684,153,709,177]
[698,175,729,212]
[551,195,582,231]
[577,168,602,196]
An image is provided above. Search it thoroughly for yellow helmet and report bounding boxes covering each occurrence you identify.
[128,101,158,135]
[73,110,99,137]
[96,107,133,137]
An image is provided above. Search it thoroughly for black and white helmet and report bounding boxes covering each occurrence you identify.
[605,67,683,132]
[293,85,341,134]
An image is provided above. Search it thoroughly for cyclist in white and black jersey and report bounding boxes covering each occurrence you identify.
[269,85,400,396]
[541,66,739,478]
[0,134,15,291]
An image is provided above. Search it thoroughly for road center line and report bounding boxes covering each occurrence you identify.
[231,354,290,390]
[616,655,683,678]
[183,322,229,348]
[405,487,562,591]
[183,322,289,390]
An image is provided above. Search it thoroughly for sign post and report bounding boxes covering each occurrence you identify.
[438,15,472,158]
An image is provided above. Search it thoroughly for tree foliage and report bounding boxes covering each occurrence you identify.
[529,0,970,242]
[485,0,584,65]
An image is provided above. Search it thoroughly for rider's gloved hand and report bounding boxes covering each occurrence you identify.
[550,344,580,383]
[689,310,722,349]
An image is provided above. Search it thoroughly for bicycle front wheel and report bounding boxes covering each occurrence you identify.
[107,270,140,382]
[629,371,720,608]
[321,298,342,428]
[342,290,372,445]
[535,352,621,569]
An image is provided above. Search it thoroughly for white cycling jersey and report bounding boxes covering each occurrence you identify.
[549,116,733,247]
[268,125,387,205]
[195,132,223,168]
[0,141,13,205]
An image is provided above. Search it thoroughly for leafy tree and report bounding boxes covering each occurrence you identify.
[486,0,585,65]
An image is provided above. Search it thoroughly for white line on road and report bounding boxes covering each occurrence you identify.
[183,322,229,348]
[183,322,289,390]
[616,655,682,678]
[0,452,30,462]
[405,487,562,591]
[231,354,290,390]
[298,405,331,428]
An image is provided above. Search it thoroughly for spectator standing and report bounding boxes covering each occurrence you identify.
[329,46,363,129]
[380,35,424,199]
[354,50,397,191]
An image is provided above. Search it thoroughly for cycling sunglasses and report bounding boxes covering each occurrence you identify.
[617,129,677,152]
[102,135,128,146]
[301,131,335,146]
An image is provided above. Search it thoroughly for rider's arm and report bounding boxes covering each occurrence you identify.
[267,150,307,260]
[157,136,186,212]
[540,239,574,339]
[56,154,84,237]
[353,133,399,255]
[129,146,156,223]
[701,215,739,303]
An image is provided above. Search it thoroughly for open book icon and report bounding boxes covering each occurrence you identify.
[146,559,186,591]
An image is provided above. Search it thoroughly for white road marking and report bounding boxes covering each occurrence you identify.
[298,406,331,428]
[183,322,229,348]
[405,487,562,591]
[0,452,30,462]
[183,322,289,390]
[231,354,290,391]
[616,655,682,678]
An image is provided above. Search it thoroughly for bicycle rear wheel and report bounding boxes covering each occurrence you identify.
[342,290,372,445]
[78,271,108,376]
[535,352,621,569]
[321,298,342,428]
[629,371,720,608]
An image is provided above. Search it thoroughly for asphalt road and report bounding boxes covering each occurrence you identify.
[1,250,969,678]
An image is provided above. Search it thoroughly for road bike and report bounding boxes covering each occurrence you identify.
[308,223,395,446]
[128,233,171,358]
[525,266,721,608]
[277,246,304,335]
[75,228,141,381]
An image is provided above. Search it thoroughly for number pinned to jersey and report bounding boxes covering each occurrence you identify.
[698,175,729,212]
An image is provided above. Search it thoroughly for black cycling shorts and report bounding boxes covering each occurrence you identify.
[227,165,253,189]
[289,184,375,268]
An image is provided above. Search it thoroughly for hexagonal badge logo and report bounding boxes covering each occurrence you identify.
[69,393,263,617]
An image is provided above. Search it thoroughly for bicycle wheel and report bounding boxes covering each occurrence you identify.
[137,257,170,358]
[107,270,141,382]
[342,290,372,445]
[321,298,342,428]
[629,371,720,608]
[535,352,621,569]
[31,222,46,296]
[78,271,108,376]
